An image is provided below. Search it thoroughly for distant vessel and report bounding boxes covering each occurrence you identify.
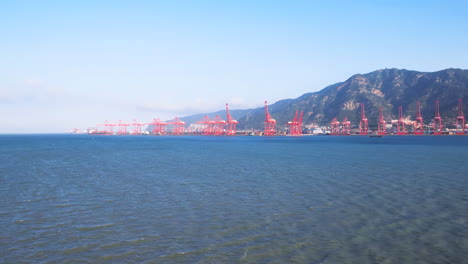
[88,131,108,135]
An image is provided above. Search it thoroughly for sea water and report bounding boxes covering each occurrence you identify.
[0,134,467,263]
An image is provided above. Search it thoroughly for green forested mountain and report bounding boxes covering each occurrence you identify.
[181,68,468,129]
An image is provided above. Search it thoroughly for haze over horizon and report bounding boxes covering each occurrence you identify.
[1,0,468,133]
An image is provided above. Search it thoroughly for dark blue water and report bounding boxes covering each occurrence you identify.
[1,134,467,263]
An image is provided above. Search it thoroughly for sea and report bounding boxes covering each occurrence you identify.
[0,134,467,264]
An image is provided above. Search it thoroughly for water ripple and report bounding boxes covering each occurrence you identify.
[0,135,467,263]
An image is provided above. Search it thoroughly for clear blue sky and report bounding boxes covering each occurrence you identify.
[1,0,467,133]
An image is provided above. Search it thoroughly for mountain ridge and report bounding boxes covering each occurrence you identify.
[179,68,468,130]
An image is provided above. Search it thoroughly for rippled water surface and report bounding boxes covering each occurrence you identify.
[1,134,467,263]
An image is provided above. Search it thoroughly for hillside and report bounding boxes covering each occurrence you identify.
[180,68,468,129]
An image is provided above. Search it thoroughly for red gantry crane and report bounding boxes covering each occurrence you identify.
[104,120,112,134]
[169,117,185,135]
[287,111,299,135]
[456,99,465,135]
[330,117,340,135]
[117,120,129,135]
[132,119,144,135]
[297,111,304,135]
[287,110,304,135]
[196,116,213,135]
[263,101,276,136]
[414,102,424,135]
[359,103,368,135]
[397,106,406,135]
[377,107,386,135]
[108,122,117,135]
[225,103,238,136]
[147,118,168,135]
[433,100,443,135]
[212,115,226,135]
[341,117,351,135]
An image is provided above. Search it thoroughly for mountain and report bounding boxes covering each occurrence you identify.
[180,68,468,129]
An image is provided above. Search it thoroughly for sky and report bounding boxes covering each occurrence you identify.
[1,0,468,133]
